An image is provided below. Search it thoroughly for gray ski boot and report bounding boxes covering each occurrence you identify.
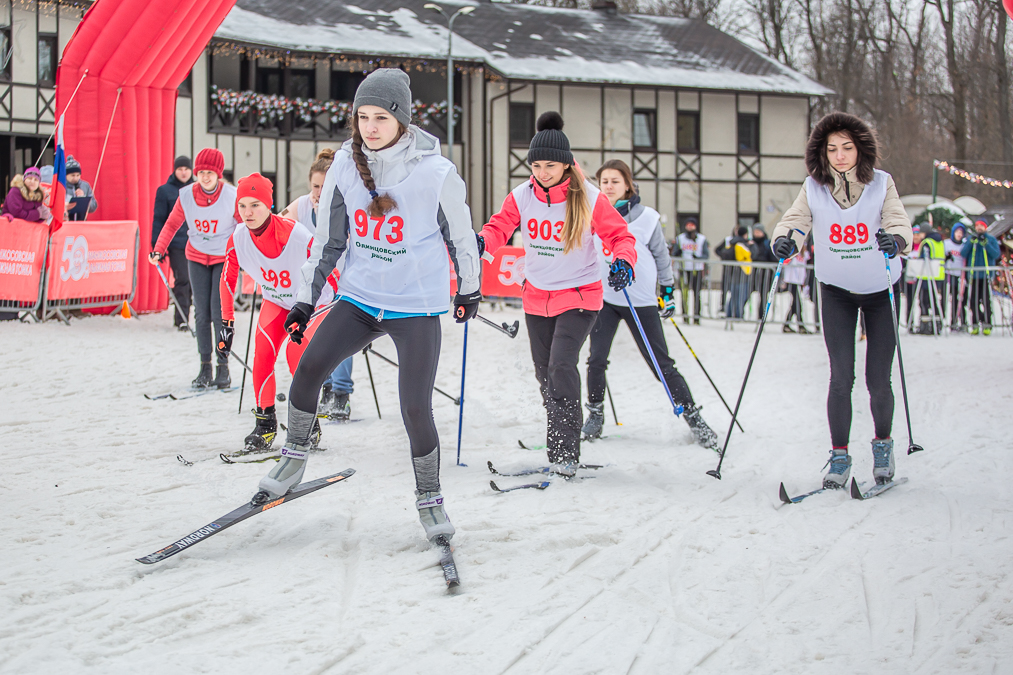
[683,404,719,450]
[822,448,852,489]
[416,491,455,542]
[258,442,310,498]
[581,401,604,440]
[871,437,895,485]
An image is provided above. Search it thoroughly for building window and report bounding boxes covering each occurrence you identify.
[0,27,11,82]
[38,34,58,86]
[738,213,759,231]
[510,102,534,147]
[178,70,192,97]
[222,169,234,184]
[288,69,315,99]
[332,71,366,101]
[677,111,699,153]
[738,113,760,155]
[633,109,656,150]
[256,67,283,96]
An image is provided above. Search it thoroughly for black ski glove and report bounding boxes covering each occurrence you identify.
[875,229,902,258]
[476,233,486,258]
[658,285,676,319]
[608,258,635,292]
[454,290,481,323]
[216,320,235,358]
[285,302,313,344]
[772,237,796,260]
[147,251,166,264]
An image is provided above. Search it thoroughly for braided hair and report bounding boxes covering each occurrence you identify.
[350,122,403,217]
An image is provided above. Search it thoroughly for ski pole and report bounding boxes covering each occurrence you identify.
[605,378,620,426]
[476,314,520,338]
[154,263,194,337]
[237,288,259,414]
[365,345,460,405]
[621,288,683,418]
[883,252,924,455]
[456,322,468,466]
[664,309,744,432]
[361,347,381,419]
[708,259,783,480]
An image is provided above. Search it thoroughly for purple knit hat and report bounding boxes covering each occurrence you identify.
[24,167,41,179]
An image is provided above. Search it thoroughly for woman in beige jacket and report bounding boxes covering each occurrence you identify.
[770,112,912,491]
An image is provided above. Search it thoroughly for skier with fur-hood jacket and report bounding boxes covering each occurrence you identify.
[770,112,913,493]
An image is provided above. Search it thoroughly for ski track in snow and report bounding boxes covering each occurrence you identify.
[1,309,1012,674]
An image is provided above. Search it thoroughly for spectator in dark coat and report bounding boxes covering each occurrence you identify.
[1,167,49,222]
[751,224,776,319]
[716,225,752,318]
[151,156,194,329]
[64,155,98,216]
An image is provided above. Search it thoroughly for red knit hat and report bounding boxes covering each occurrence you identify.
[193,148,224,178]
[237,173,274,209]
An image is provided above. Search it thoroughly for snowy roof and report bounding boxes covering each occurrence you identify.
[216,0,832,96]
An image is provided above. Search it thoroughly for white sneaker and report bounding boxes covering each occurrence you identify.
[416,491,455,542]
[258,444,309,499]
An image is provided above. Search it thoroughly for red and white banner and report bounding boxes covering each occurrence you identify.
[46,220,138,300]
[481,246,525,299]
[0,218,50,303]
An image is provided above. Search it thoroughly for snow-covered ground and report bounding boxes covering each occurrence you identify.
[2,307,1011,674]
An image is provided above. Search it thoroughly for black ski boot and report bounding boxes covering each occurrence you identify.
[581,401,604,440]
[244,406,278,453]
[214,362,231,389]
[331,392,351,421]
[192,361,213,389]
[309,416,322,448]
[319,384,336,417]
[684,404,720,451]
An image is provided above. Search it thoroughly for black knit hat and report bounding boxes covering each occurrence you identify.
[527,112,573,165]
[174,155,192,170]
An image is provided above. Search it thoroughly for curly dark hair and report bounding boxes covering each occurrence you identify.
[805,112,879,187]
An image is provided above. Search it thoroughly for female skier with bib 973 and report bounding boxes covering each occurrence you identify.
[256,69,481,547]
[771,112,912,490]
[478,113,637,473]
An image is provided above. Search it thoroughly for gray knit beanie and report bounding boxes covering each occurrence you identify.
[527,112,573,165]
[353,68,412,128]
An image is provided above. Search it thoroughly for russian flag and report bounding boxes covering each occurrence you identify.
[48,114,67,233]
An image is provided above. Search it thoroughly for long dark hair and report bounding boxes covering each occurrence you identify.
[805,112,879,187]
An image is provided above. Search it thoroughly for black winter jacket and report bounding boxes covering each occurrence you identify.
[151,173,194,249]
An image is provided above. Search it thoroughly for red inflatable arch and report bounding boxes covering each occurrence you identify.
[55,0,237,312]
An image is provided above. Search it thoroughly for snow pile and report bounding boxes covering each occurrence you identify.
[2,309,1011,673]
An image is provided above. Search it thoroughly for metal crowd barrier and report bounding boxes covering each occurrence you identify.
[671,259,1013,335]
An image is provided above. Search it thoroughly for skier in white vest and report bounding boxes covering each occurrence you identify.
[263,69,481,547]
[217,173,338,455]
[673,217,708,324]
[583,159,719,450]
[280,148,356,421]
[150,148,240,389]
[478,112,637,472]
[771,112,912,490]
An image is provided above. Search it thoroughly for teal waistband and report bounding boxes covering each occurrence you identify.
[339,296,447,320]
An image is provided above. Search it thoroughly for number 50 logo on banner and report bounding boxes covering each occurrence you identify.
[60,235,89,281]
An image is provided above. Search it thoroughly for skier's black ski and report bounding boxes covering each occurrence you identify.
[850,476,907,500]
[517,440,546,451]
[778,482,833,504]
[136,469,355,564]
[220,452,280,464]
[144,391,175,401]
[435,535,460,588]
[487,460,602,477]
[170,386,239,400]
[490,479,551,493]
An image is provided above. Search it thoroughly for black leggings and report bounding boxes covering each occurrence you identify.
[969,276,993,327]
[681,271,702,320]
[820,282,898,447]
[289,300,441,459]
[525,309,598,463]
[784,283,804,326]
[167,248,191,327]
[188,260,225,365]
[948,275,967,326]
[586,302,693,407]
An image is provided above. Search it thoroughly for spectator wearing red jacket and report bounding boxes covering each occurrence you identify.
[478,112,637,469]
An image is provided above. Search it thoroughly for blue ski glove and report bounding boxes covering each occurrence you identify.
[216,319,235,358]
[875,229,901,258]
[658,285,676,319]
[475,233,486,258]
[454,290,481,323]
[285,302,313,344]
[772,237,796,260]
[608,258,635,292]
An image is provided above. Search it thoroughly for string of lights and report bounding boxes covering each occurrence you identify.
[934,160,1013,190]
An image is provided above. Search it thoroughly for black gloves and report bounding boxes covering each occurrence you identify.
[658,285,676,319]
[148,251,166,264]
[875,229,901,258]
[285,302,313,344]
[454,290,481,323]
[608,258,635,292]
[772,237,796,260]
[476,233,485,258]
[216,320,234,358]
